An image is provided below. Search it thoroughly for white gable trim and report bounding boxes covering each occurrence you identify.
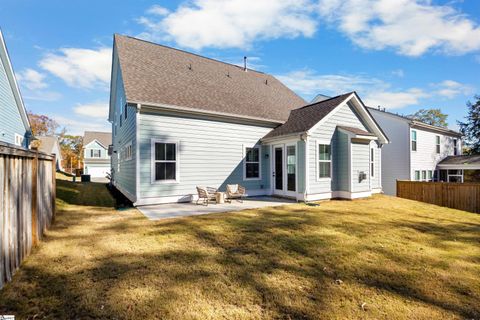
[84,139,108,150]
[0,29,31,134]
[307,93,389,144]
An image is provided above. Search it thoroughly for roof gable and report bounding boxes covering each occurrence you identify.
[263,92,389,144]
[83,131,111,149]
[0,29,30,134]
[113,34,306,123]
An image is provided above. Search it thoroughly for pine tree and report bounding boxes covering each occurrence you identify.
[458,95,480,155]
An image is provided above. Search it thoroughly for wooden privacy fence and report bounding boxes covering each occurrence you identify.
[0,142,56,289]
[397,180,480,213]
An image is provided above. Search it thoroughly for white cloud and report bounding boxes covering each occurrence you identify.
[137,0,317,50]
[433,80,474,98]
[317,0,480,56]
[16,68,48,90]
[39,47,112,89]
[53,114,110,136]
[391,69,405,78]
[276,69,430,109]
[73,102,109,118]
[364,88,429,109]
[23,91,62,102]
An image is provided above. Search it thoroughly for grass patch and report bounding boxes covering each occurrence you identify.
[56,179,115,207]
[0,182,479,319]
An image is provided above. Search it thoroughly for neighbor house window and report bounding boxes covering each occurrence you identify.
[244,147,260,179]
[124,103,128,120]
[91,149,101,158]
[318,144,331,179]
[286,145,296,191]
[14,133,24,146]
[152,141,177,182]
[414,170,420,181]
[428,170,433,181]
[422,170,427,181]
[370,147,375,177]
[411,130,417,151]
[436,135,440,154]
[453,139,458,155]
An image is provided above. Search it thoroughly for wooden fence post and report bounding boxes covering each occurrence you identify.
[51,154,56,222]
[31,149,38,246]
[396,180,400,197]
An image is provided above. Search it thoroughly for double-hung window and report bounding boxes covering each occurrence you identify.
[453,139,458,155]
[435,136,440,154]
[318,144,331,179]
[411,130,417,151]
[428,170,433,181]
[152,141,178,182]
[244,147,260,179]
[91,149,101,158]
[370,148,375,177]
[414,170,420,181]
[422,170,427,181]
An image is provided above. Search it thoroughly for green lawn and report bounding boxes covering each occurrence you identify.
[0,180,479,319]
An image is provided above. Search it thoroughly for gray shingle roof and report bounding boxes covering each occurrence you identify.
[36,136,59,154]
[83,131,111,148]
[114,34,306,122]
[438,155,480,165]
[262,93,353,139]
[337,126,375,136]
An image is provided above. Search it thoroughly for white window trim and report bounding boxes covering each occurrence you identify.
[435,135,441,154]
[316,140,332,182]
[125,141,133,161]
[89,149,102,158]
[421,170,427,181]
[150,139,180,184]
[411,129,417,152]
[370,146,375,178]
[414,170,420,181]
[14,133,23,146]
[243,144,262,181]
[285,142,297,193]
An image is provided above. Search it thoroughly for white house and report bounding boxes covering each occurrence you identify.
[108,35,389,206]
[368,108,463,195]
[83,131,111,178]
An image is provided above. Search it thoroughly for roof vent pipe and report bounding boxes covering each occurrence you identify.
[243,56,247,71]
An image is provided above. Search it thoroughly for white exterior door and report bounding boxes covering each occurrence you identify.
[272,143,297,197]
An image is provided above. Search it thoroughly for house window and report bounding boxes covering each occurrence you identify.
[90,149,101,158]
[422,170,427,181]
[453,139,458,155]
[14,133,24,146]
[436,135,440,154]
[428,170,433,181]
[414,170,420,181]
[120,112,123,127]
[370,147,375,177]
[411,130,417,151]
[244,147,260,179]
[125,142,132,161]
[124,103,128,120]
[318,144,331,179]
[152,141,177,182]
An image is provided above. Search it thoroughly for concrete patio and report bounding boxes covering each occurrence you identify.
[137,196,297,220]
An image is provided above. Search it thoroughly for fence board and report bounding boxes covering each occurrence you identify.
[397,180,480,213]
[0,142,54,288]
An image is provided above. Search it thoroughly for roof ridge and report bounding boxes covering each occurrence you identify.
[114,34,266,75]
[294,91,354,111]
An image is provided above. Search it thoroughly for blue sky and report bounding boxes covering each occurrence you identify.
[1,0,479,134]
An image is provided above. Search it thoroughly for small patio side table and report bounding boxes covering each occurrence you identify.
[215,192,225,204]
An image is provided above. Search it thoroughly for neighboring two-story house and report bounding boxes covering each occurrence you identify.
[108,35,389,206]
[83,131,111,178]
[0,29,31,148]
[369,108,463,195]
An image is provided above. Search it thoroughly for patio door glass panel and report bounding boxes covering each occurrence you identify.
[274,147,283,190]
[287,145,296,192]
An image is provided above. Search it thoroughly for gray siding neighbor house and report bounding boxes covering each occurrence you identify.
[0,29,31,148]
[108,35,389,206]
[369,108,464,195]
